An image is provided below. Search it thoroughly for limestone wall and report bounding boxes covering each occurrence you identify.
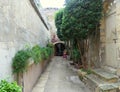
[115,0,120,68]
[100,0,120,68]
[42,8,59,41]
[0,0,50,81]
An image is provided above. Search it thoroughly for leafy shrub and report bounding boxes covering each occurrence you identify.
[46,47,51,57]
[32,45,42,64]
[0,80,22,92]
[12,49,32,73]
[12,44,54,74]
[41,47,49,60]
[72,48,80,60]
[47,43,54,56]
[47,43,54,48]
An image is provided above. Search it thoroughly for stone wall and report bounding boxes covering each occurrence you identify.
[99,18,106,67]
[99,0,120,68]
[0,0,51,81]
[89,0,119,68]
[114,0,120,68]
[42,8,59,41]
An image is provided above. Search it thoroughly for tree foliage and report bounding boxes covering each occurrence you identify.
[62,0,103,40]
[55,9,64,41]
[54,0,103,66]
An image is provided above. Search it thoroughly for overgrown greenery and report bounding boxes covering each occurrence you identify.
[47,43,54,57]
[62,0,103,39]
[12,44,54,74]
[41,47,49,60]
[0,80,22,92]
[72,48,80,63]
[55,0,103,68]
[12,49,32,73]
[32,45,42,64]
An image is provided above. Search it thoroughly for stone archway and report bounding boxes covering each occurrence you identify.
[53,41,65,56]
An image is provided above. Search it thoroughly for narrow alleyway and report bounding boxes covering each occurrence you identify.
[32,57,91,92]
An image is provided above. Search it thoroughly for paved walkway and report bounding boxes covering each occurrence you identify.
[32,57,91,92]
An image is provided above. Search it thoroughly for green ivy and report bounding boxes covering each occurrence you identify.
[0,80,22,92]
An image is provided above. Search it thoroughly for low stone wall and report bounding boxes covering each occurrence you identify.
[17,58,51,92]
[23,63,42,92]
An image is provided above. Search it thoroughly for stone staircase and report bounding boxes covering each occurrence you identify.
[82,66,120,92]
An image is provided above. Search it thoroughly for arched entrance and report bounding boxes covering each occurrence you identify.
[54,41,65,56]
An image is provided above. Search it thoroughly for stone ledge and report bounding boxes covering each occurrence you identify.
[101,65,117,74]
[99,84,117,91]
[99,82,120,92]
[85,74,105,86]
[85,74,120,92]
[92,68,118,83]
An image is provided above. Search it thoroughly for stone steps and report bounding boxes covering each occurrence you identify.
[101,66,117,74]
[85,74,120,92]
[85,74,105,86]
[78,67,120,92]
[85,74,105,92]
[92,68,119,83]
[99,84,118,92]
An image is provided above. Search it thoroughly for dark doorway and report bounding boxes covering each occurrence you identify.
[54,43,65,56]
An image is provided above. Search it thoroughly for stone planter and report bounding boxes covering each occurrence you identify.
[16,57,52,92]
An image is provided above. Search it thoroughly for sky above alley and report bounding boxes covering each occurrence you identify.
[40,0,65,8]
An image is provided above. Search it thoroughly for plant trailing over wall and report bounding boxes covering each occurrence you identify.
[32,45,42,64]
[46,47,53,57]
[47,43,54,56]
[41,43,54,60]
[47,43,54,48]
[41,47,49,60]
[12,44,54,74]
[0,80,22,92]
[12,49,32,73]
